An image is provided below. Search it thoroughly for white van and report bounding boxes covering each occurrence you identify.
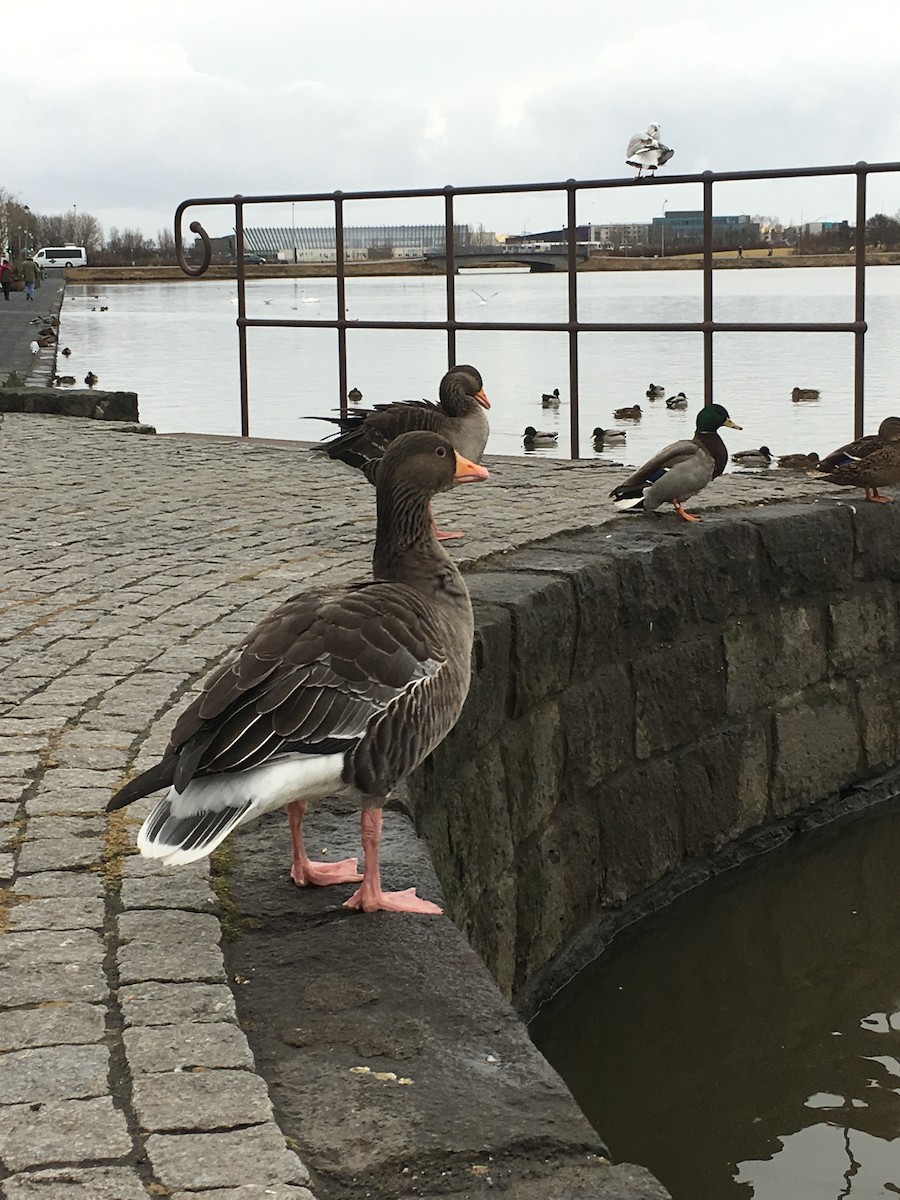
[33,246,88,269]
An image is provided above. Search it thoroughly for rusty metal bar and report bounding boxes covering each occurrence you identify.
[853,165,868,439]
[702,172,714,408]
[444,188,457,367]
[334,191,348,419]
[566,180,580,459]
[233,196,250,437]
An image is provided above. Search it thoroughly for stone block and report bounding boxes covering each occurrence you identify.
[131,1068,274,1133]
[0,963,107,1007]
[771,684,862,816]
[123,1021,254,1074]
[169,1190,315,1200]
[724,605,827,714]
[0,1002,106,1051]
[10,895,104,931]
[0,1097,131,1171]
[116,909,224,984]
[674,720,770,857]
[145,1124,310,1191]
[829,586,900,674]
[559,664,634,788]
[452,599,511,749]
[15,836,103,872]
[118,981,237,1027]
[0,1044,110,1104]
[744,503,854,598]
[633,637,727,758]
[595,759,682,906]
[850,499,900,582]
[859,663,900,771]
[12,870,103,898]
[466,571,577,714]
[119,872,219,912]
[0,1167,148,1200]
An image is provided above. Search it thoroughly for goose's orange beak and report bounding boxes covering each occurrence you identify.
[475,388,491,410]
[453,452,489,484]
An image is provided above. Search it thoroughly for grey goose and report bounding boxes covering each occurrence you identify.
[108,431,489,914]
[313,365,490,539]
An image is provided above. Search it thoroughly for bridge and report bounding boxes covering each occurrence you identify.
[424,244,593,273]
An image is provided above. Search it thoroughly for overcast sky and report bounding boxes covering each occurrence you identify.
[5,0,900,242]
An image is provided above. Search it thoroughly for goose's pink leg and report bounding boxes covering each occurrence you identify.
[430,505,465,542]
[287,800,362,887]
[344,809,443,914]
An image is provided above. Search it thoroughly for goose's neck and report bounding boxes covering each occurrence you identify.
[373,485,446,582]
[441,380,475,418]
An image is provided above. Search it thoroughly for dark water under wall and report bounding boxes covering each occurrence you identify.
[531,800,900,1200]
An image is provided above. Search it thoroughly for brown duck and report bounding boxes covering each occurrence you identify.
[818,416,900,503]
[777,451,820,470]
[107,431,489,914]
[314,365,490,539]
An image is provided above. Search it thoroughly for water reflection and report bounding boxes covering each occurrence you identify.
[530,804,900,1199]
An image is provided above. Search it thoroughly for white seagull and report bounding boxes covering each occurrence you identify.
[625,123,675,178]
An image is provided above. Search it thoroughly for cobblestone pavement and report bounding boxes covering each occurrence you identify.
[0,411,832,1197]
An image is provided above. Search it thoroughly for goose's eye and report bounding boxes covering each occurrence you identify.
[436,446,447,457]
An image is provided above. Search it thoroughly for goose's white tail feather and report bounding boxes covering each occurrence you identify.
[136,753,346,865]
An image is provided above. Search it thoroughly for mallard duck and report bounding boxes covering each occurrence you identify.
[542,388,561,408]
[592,427,627,444]
[613,405,642,420]
[314,365,490,540]
[84,371,98,388]
[817,416,900,502]
[646,384,665,401]
[666,392,689,410]
[61,346,72,357]
[107,431,489,915]
[348,387,363,403]
[53,375,77,386]
[610,403,741,522]
[777,451,820,470]
[524,426,558,447]
[731,445,772,468]
[791,387,820,402]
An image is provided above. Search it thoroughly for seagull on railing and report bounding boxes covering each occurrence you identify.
[625,123,674,178]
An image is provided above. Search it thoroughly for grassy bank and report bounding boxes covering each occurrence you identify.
[68,250,900,284]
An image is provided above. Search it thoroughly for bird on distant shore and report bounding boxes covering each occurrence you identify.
[313,365,490,540]
[107,431,489,915]
[613,404,642,420]
[625,123,675,178]
[791,387,820,402]
[646,384,665,401]
[815,416,900,502]
[53,375,77,386]
[610,403,741,521]
[731,446,773,468]
[542,388,561,408]
[84,371,98,388]
[777,451,820,470]
[29,341,40,354]
[666,392,689,410]
[524,426,558,447]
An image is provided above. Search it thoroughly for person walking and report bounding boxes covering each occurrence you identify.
[0,259,14,301]
[21,256,41,301]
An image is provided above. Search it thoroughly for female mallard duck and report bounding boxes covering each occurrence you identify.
[84,371,98,388]
[107,432,489,915]
[53,374,77,386]
[731,445,772,468]
[592,427,627,444]
[816,416,900,502]
[777,451,820,470]
[646,383,665,401]
[791,387,820,402]
[348,386,363,403]
[524,426,558,448]
[610,403,741,522]
[315,365,490,539]
[613,404,642,420]
[666,392,689,410]
[542,388,561,407]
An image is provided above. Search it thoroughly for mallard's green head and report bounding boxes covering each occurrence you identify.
[695,403,741,434]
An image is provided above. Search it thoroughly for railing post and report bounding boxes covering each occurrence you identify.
[444,188,457,367]
[234,195,250,437]
[854,164,867,439]
[334,191,348,417]
[566,180,580,459]
[702,172,714,407]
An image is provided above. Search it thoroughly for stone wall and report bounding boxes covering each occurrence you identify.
[0,388,139,421]
[405,500,900,1001]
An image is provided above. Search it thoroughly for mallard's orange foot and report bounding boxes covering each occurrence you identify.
[344,884,443,914]
[674,503,701,522]
[290,857,362,887]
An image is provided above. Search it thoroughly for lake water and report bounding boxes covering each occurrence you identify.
[58,266,900,466]
[531,802,900,1200]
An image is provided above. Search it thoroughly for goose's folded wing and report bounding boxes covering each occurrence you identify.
[162,584,448,789]
[313,401,445,469]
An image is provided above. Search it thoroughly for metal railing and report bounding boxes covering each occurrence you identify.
[175,160,900,454]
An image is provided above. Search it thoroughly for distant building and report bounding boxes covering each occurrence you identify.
[205,225,480,263]
[507,224,652,252]
[651,211,761,250]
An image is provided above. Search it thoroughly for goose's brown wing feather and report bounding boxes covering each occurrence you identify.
[314,402,447,471]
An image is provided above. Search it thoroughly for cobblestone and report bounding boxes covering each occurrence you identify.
[0,407,828,1196]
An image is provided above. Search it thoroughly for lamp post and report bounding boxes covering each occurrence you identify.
[73,204,77,241]
[661,199,668,258]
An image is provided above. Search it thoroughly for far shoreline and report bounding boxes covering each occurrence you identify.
[65,250,900,285]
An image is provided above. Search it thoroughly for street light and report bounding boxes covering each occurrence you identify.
[661,199,668,258]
